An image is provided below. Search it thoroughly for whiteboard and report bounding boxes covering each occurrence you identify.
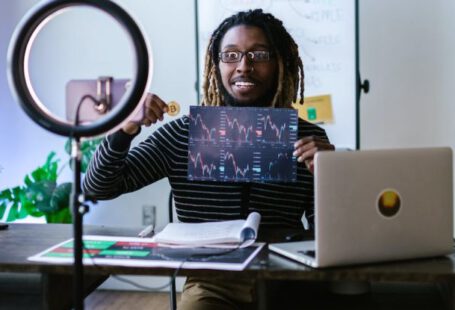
[196,0,358,150]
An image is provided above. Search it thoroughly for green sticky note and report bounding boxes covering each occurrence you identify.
[307,107,317,120]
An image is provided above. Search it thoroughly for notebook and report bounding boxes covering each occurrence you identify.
[269,147,453,268]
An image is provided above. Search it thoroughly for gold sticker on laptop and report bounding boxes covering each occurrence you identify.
[377,189,401,217]
[167,101,180,116]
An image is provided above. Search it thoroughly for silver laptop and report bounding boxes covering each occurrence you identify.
[269,147,453,268]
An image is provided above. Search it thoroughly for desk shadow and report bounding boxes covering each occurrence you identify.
[262,253,454,310]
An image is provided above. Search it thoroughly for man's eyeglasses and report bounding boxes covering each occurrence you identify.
[219,51,272,63]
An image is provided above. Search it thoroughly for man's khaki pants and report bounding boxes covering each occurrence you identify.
[179,276,258,310]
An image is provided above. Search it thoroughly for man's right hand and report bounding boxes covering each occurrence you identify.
[123,93,169,135]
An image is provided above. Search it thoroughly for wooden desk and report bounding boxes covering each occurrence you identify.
[1,223,454,309]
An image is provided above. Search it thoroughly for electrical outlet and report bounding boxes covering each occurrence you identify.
[142,205,156,226]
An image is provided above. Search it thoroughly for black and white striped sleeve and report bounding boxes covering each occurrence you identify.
[82,128,168,200]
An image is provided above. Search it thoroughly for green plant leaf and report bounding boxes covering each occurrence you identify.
[42,152,58,181]
[50,182,72,212]
[47,162,58,181]
[82,138,101,151]
[17,187,40,217]
[1,146,90,223]
[24,175,33,186]
[0,189,12,200]
[80,140,89,152]
[11,186,22,201]
[45,151,57,165]
[66,137,102,173]
[0,201,7,219]
[81,138,102,172]
[65,139,71,155]
[88,138,103,152]
[21,196,43,218]
[31,167,46,182]
[16,200,29,219]
[81,154,91,173]
[0,190,10,220]
[46,207,72,224]
[6,202,18,222]
[25,180,56,213]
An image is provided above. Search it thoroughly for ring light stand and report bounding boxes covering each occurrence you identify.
[7,1,151,309]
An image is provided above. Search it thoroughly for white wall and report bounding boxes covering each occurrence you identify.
[0,0,68,198]
[359,0,455,150]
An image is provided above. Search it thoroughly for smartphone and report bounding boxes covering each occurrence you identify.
[65,78,143,124]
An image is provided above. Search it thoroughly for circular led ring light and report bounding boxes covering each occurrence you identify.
[8,0,151,137]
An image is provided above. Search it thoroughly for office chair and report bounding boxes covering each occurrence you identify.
[168,191,177,310]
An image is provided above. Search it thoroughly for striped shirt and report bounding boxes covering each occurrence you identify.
[82,116,330,229]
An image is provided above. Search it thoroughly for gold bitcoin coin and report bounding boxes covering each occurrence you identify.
[167,101,180,116]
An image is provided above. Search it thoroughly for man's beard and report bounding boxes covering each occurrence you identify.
[219,85,276,108]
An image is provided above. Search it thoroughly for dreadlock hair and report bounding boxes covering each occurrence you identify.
[201,9,304,108]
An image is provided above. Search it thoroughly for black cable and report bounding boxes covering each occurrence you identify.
[80,241,177,291]
[72,94,256,291]
[75,94,99,127]
[110,274,177,291]
[72,92,178,292]
[81,238,255,292]
[187,238,254,262]
[69,94,100,143]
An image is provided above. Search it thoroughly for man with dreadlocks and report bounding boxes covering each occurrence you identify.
[83,8,334,309]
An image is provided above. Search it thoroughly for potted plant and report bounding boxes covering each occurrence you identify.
[0,138,101,223]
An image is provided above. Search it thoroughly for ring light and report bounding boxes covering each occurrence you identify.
[7,0,151,137]
[7,1,152,309]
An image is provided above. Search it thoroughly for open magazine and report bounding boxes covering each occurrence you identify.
[27,213,263,271]
[152,212,261,248]
[28,235,264,271]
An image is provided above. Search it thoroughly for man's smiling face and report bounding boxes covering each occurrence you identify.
[218,25,278,107]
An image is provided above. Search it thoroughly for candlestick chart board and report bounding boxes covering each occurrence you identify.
[188,106,298,182]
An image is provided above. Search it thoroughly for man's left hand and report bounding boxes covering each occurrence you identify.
[293,136,335,174]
